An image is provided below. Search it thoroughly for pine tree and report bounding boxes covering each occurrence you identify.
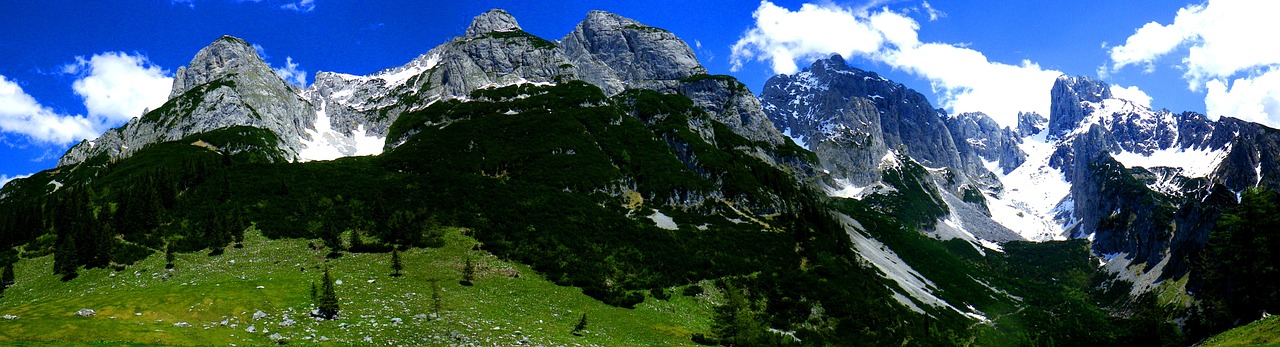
[53,233,79,280]
[572,313,588,336]
[349,230,365,252]
[712,283,766,346]
[310,281,318,304]
[461,257,476,286]
[164,241,175,270]
[317,266,340,319]
[1,263,14,293]
[431,280,443,317]
[390,248,403,277]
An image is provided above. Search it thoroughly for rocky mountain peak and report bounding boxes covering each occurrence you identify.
[560,9,705,94]
[169,35,269,99]
[465,9,521,38]
[1048,75,1113,138]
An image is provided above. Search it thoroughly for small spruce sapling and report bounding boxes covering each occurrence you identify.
[316,266,340,319]
[572,313,588,336]
[431,280,443,319]
[390,248,403,277]
[164,241,175,270]
[461,257,476,286]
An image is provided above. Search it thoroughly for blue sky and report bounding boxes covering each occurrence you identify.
[3,0,1276,186]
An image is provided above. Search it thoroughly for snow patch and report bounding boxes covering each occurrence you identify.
[298,101,386,162]
[375,54,440,88]
[1111,145,1229,179]
[648,211,678,230]
[984,134,1072,241]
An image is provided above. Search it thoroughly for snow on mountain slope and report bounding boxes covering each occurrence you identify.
[984,131,1072,241]
[298,100,385,162]
[839,214,990,321]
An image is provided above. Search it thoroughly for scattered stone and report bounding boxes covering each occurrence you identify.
[135,312,142,316]
[319,336,329,342]
[268,333,285,341]
[245,325,256,333]
[362,336,373,343]
[75,308,96,317]
[2,314,18,320]
[255,285,265,289]
[173,322,191,327]
[391,317,403,324]
[413,314,428,320]
[252,310,267,320]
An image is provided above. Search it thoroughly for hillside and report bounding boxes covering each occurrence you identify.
[1,7,1278,346]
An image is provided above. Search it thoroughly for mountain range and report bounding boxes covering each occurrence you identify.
[1,8,1277,346]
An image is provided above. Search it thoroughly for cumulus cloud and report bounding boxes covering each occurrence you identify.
[1108,0,1280,125]
[0,75,98,144]
[731,1,1060,128]
[1111,85,1153,109]
[1205,68,1280,126]
[63,52,173,123]
[0,52,172,145]
[273,57,308,87]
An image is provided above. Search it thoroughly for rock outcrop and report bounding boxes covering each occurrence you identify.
[59,36,313,167]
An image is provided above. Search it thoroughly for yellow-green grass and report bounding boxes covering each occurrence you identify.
[1200,315,1280,347]
[0,228,714,346]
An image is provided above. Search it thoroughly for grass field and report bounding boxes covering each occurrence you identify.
[0,227,715,346]
[1200,315,1280,347]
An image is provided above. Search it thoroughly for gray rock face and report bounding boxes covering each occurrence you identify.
[465,9,521,38]
[560,10,706,95]
[1017,111,1047,137]
[60,36,313,167]
[760,55,988,185]
[945,112,1025,174]
[1047,75,1111,139]
[808,97,888,185]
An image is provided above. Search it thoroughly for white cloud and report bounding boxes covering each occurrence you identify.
[731,1,1060,128]
[1,173,32,189]
[1111,85,1153,108]
[273,56,308,87]
[63,52,173,123]
[0,52,173,145]
[281,0,315,12]
[1205,68,1280,125]
[1109,0,1280,126]
[0,75,98,144]
[921,1,945,21]
[253,44,308,87]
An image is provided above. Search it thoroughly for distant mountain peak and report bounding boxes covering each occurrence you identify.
[465,9,521,38]
[169,35,269,99]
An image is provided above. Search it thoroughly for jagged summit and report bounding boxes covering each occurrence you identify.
[465,9,521,38]
[1048,75,1113,138]
[560,10,706,94]
[58,35,314,167]
[170,35,266,99]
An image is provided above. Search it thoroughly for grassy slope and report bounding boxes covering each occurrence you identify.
[1200,316,1280,347]
[0,228,712,346]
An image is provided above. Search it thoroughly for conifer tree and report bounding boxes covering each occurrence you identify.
[164,241,175,270]
[310,281,318,304]
[1,263,14,293]
[461,257,476,286]
[390,248,403,277]
[349,230,365,252]
[317,266,340,319]
[572,313,588,336]
[431,280,443,317]
[53,233,79,280]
